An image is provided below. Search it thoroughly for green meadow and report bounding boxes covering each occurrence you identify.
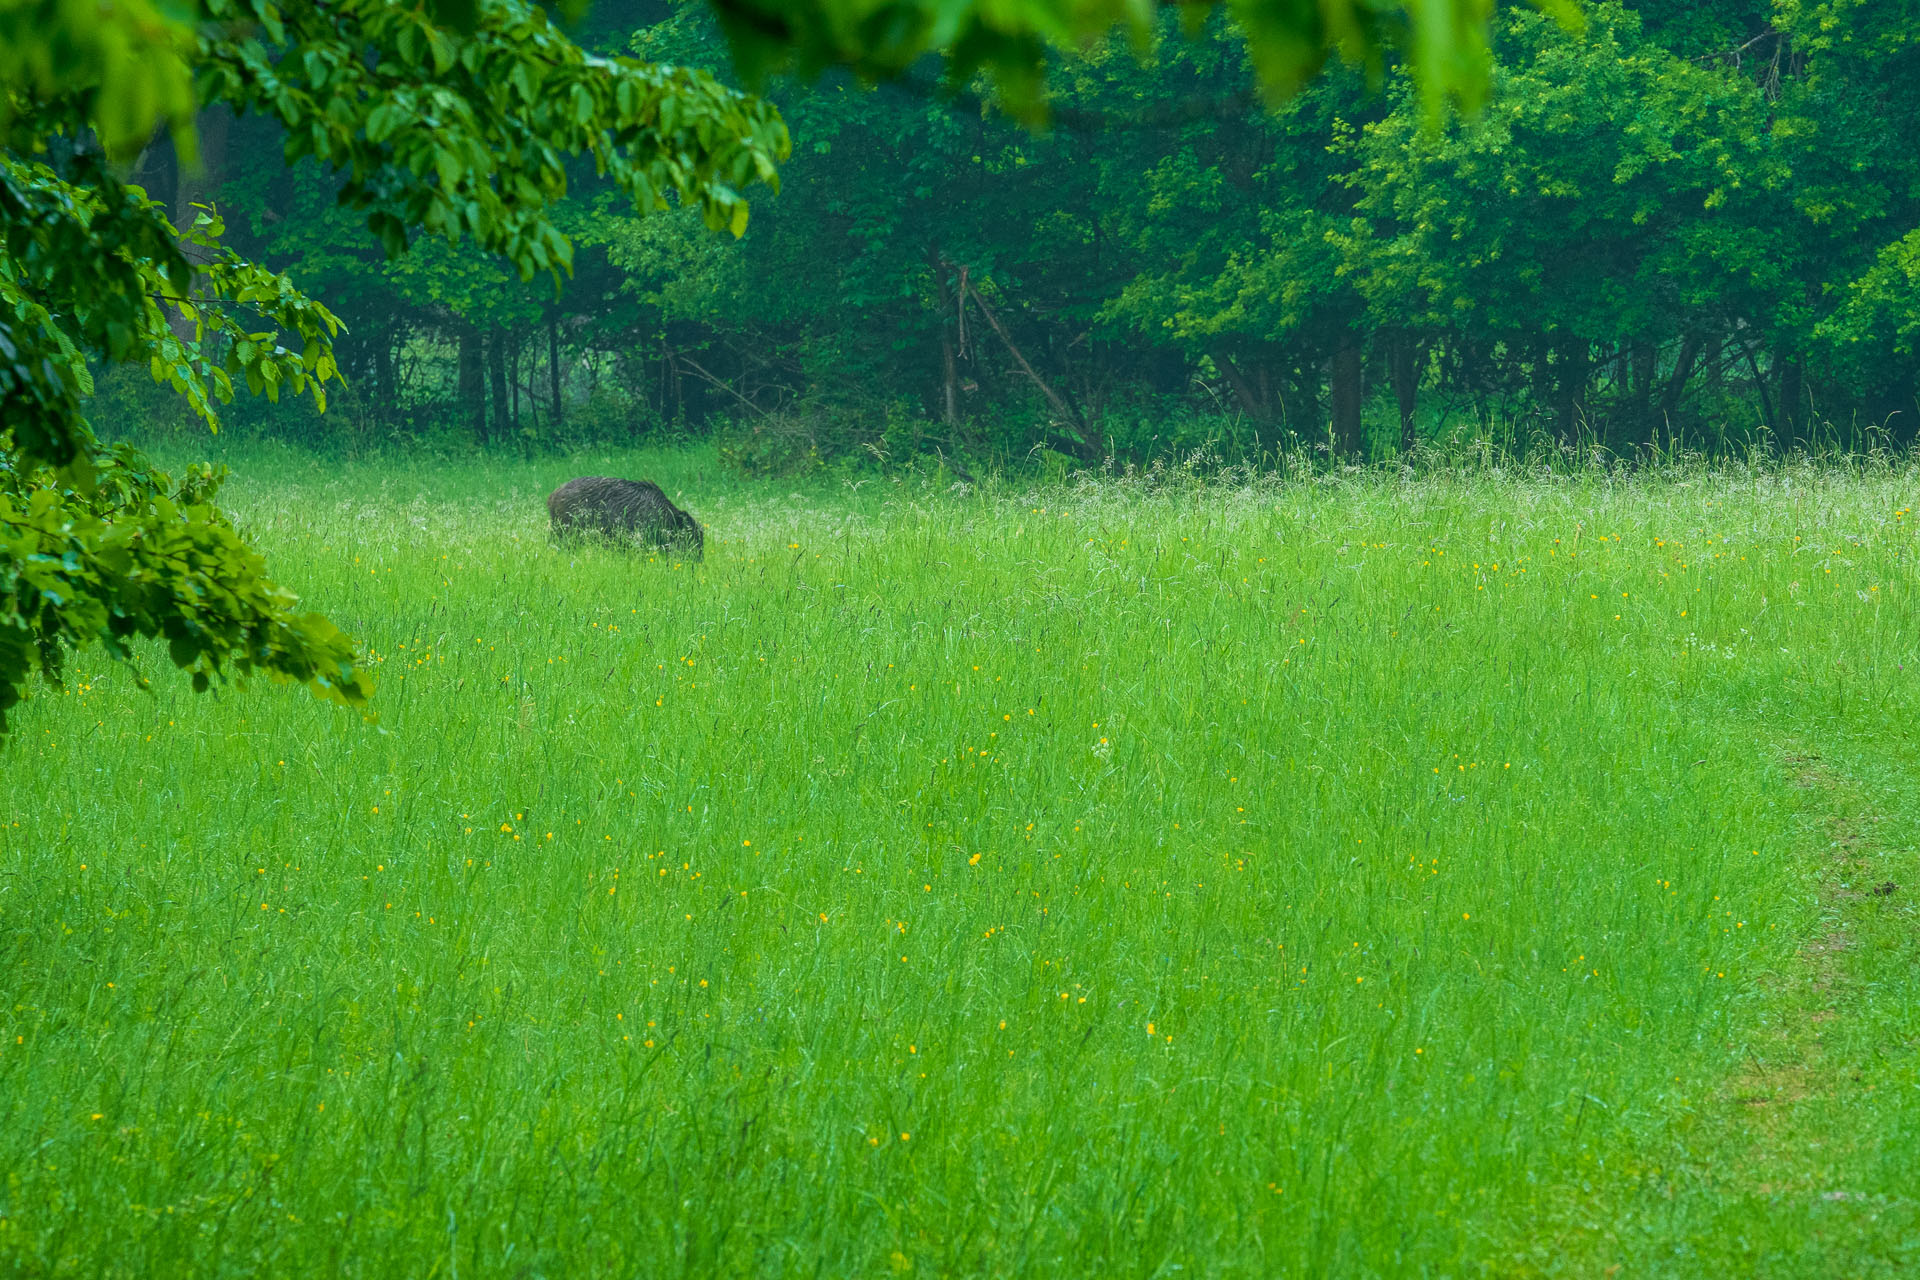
[4,446,1918,1277]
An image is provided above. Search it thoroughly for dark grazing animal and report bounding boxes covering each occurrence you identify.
[547,477,704,559]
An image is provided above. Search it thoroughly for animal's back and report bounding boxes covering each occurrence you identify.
[548,476,662,522]
[547,476,701,557]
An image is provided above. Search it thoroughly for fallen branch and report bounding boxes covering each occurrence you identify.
[677,354,769,419]
[957,273,1100,458]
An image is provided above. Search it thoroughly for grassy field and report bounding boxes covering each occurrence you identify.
[3,445,1918,1277]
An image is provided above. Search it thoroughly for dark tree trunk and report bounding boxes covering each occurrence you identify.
[165,106,231,344]
[932,251,960,425]
[1553,341,1590,443]
[1778,357,1805,440]
[131,135,180,225]
[549,317,564,429]
[1387,335,1419,452]
[458,326,486,444]
[373,327,397,426]
[510,333,523,430]
[1739,339,1777,436]
[1291,359,1322,437]
[939,329,959,425]
[1211,344,1269,421]
[488,327,510,443]
[1659,333,1704,425]
[172,106,231,240]
[1330,331,1364,456]
[1629,341,1656,434]
[659,342,671,422]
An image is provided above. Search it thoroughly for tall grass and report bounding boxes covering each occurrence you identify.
[2,444,1914,1275]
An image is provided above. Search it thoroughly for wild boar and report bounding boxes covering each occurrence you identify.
[547,476,703,559]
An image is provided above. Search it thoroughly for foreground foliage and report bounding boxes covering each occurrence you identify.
[0,448,366,729]
[1,451,1915,1273]
[0,0,813,731]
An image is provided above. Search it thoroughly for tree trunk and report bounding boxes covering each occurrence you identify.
[511,333,524,430]
[1211,344,1269,421]
[488,327,510,443]
[1554,341,1590,443]
[459,326,487,444]
[131,135,180,227]
[1297,360,1320,431]
[1739,339,1776,435]
[652,342,666,420]
[932,252,960,425]
[939,328,959,425]
[1659,333,1703,425]
[1387,335,1418,452]
[659,341,671,422]
[1778,357,1805,440]
[1629,341,1656,434]
[549,317,564,429]
[373,328,397,426]
[1330,331,1363,456]
[166,105,231,343]
[172,106,231,242]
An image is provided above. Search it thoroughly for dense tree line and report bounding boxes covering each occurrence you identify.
[116,0,1918,467]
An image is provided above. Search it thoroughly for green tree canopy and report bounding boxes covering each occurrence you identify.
[493,0,1907,466]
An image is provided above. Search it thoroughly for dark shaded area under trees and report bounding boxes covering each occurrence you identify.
[109,0,1920,467]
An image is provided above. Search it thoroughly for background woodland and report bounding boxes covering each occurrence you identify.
[109,0,1920,468]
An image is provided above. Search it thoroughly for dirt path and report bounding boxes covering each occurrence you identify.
[1514,738,1920,1278]
[1727,749,1898,1202]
